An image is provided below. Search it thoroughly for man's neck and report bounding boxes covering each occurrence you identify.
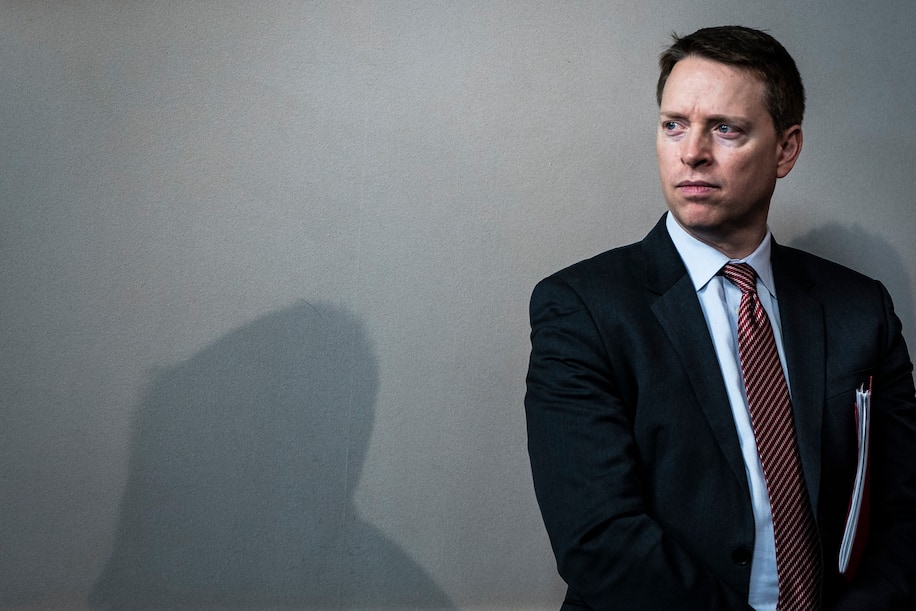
[670,217,768,260]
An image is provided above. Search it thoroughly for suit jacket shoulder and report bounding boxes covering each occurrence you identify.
[773,242,885,293]
[536,215,686,314]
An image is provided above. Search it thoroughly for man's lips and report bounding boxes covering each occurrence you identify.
[676,181,718,196]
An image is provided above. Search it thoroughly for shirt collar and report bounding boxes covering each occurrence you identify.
[665,212,777,298]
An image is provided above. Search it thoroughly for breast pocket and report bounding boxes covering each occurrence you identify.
[825,367,874,403]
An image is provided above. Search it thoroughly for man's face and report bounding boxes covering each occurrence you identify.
[656,56,801,257]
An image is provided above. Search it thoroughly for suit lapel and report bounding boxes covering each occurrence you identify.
[641,218,750,496]
[772,243,826,514]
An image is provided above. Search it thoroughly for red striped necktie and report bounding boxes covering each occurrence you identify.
[722,262,821,610]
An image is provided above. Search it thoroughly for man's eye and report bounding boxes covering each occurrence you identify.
[715,124,736,134]
[663,121,679,131]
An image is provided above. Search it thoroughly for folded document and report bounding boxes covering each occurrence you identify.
[838,378,872,579]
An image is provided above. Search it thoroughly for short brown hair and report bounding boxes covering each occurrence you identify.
[656,26,805,134]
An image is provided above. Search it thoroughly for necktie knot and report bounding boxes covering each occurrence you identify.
[722,262,757,295]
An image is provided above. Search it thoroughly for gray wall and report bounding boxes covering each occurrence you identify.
[2,2,914,609]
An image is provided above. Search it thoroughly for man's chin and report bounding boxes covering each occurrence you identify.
[666,207,721,233]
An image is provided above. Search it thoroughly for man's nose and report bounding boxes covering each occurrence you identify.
[681,131,711,168]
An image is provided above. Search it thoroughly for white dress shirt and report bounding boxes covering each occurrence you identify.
[666,212,791,611]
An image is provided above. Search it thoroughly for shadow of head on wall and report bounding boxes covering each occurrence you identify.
[788,223,915,341]
[89,301,452,609]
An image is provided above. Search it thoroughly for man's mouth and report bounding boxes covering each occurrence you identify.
[676,181,718,196]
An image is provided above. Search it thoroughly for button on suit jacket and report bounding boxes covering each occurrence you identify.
[525,215,916,610]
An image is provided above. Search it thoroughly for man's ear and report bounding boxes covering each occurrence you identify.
[776,124,803,179]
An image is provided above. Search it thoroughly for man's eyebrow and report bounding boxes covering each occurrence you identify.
[658,111,692,125]
[659,111,751,126]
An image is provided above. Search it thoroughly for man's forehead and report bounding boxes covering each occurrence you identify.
[660,56,768,117]
[666,56,766,88]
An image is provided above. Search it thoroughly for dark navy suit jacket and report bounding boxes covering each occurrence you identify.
[525,215,916,610]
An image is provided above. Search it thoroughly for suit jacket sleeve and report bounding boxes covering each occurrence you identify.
[829,281,916,610]
[525,273,753,611]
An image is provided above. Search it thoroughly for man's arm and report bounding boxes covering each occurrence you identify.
[524,274,753,610]
[830,282,916,610]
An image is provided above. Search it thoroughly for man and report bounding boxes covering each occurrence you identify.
[525,26,916,610]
